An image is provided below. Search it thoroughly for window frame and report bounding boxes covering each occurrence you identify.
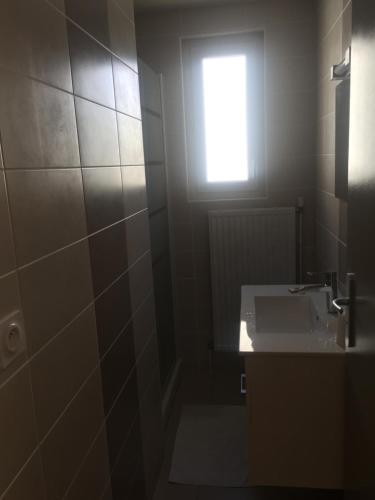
[182,32,266,201]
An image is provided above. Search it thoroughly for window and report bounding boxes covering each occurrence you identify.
[202,55,248,183]
[182,32,265,200]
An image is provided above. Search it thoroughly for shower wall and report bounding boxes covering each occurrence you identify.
[0,0,162,498]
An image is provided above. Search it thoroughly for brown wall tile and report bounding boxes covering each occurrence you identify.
[136,334,159,399]
[149,209,169,263]
[89,222,128,296]
[64,0,110,46]
[145,163,167,214]
[95,272,132,356]
[68,23,115,108]
[110,415,146,500]
[129,252,153,311]
[126,211,150,266]
[1,452,46,500]
[105,370,139,467]
[138,372,163,499]
[75,97,120,167]
[132,293,156,358]
[19,240,94,353]
[83,167,124,234]
[64,429,111,500]
[7,169,87,266]
[101,321,135,413]
[40,369,105,500]
[0,71,80,169]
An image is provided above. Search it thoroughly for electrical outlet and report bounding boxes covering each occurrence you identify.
[0,311,26,371]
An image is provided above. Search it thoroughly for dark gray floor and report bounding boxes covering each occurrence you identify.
[153,354,344,500]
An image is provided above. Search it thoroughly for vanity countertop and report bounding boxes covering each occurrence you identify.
[239,285,345,356]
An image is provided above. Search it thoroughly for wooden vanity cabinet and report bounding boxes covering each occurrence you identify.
[245,354,344,490]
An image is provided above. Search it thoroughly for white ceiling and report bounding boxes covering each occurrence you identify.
[135,0,257,12]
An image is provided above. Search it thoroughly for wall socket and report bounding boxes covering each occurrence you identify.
[0,311,26,371]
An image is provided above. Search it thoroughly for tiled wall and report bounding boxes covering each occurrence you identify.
[0,0,162,499]
[135,0,317,366]
[139,61,176,390]
[316,0,352,286]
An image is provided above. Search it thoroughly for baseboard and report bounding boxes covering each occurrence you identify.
[161,357,182,425]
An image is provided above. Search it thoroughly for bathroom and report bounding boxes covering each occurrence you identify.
[0,0,374,499]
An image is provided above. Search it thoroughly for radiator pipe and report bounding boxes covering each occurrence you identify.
[296,197,304,283]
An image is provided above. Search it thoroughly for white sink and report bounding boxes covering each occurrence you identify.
[254,295,319,334]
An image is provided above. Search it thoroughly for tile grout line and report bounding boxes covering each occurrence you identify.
[0,249,151,393]
[0,81,51,500]
[319,0,352,45]
[43,0,139,76]
[1,296,157,500]
[316,220,347,248]
[62,326,157,500]
[0,62,142,123]
[16,207,148,273]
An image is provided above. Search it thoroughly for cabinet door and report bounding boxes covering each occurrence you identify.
[245,355,344,489]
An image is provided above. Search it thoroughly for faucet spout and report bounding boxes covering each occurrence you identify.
[289,271,338,313]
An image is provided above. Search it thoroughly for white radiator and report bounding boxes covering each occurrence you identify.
[209,208,296,351]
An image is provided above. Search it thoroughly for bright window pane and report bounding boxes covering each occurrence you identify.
[202,55,248,183]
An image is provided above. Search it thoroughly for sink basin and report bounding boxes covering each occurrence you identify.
[254,295,319,334]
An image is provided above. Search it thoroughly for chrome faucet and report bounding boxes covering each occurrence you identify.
[289,271,338,314]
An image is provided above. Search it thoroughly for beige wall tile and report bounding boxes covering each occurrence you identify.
[115,0,134,22]
[117,114,145,165]
[108,0,138,72]
[0,171,15,276]
[75,97,120,167]
[0,71,80,169]
[113,58,141,118]
[0,368,38,496]
[0,274,26,386]
[318,112,336,156]
[30,306,99,438]
[19,240,94,353]
[0,0,72,91]
[122,165,147,218]
[318,0,344,41]
[6,169,87,266]
[317,154,335,194]
[316,190,340,237]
